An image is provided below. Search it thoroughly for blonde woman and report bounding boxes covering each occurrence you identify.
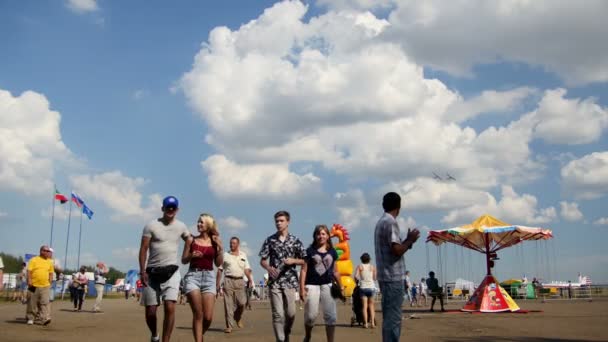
[182,213,223,342]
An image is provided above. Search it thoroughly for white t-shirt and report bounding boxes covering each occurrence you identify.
[0,256,4,269]
[142,218,190,267]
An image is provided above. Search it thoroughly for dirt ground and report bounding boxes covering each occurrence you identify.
[1,296,607,342]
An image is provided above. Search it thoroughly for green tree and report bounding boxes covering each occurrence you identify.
[0,252,25,273]
[105,267,126,284]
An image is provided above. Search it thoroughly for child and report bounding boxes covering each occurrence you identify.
[410,282,418,307]
[300,225,341,342]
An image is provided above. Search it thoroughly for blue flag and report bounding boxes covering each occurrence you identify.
[83,204,94,220]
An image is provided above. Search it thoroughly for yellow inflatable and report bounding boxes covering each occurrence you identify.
[331,224,355,297]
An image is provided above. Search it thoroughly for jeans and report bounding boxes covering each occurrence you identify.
[379,281,405,342]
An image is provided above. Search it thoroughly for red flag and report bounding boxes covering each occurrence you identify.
[54,188,68,204]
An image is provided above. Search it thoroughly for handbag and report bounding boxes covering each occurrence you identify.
[146,265,179,284]
[330,278,345,301]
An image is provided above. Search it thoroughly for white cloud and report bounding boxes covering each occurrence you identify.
[178,3,548,191]
[179,2,457,154]
[66,0,98,13]
[41,203,81,220]
[561,151,608,200]
[219,216,248,231]
[442,185,557,225]
[201,154,321,199]
[532,89,608,145]
[447,87,536,123]
[593,217,608,225]
[0,211,7,218]
[316,0,394,11]
[384,0,608,85]
[390,177,494,212]
[334,189,371,229]
[0,89,76,195]
[559,201,584,222]
[70,171,162,222]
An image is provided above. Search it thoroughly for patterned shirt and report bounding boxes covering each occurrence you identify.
[259,232,306,289]
[374,212,407,282]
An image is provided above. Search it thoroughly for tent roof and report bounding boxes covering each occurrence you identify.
[426,214,553,253]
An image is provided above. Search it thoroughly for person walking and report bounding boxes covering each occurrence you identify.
[182,213,223,342]
[300,224,341,342]
[354,252,377,328]
[92,262,108,312]
[259,210,306,342]
[139,196,192,342]
[73,266,88,312]
[218,236,253,333]
[374,192,420,342]
[25,245,54,325]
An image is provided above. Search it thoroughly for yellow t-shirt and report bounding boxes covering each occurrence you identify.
[28,256,54,288]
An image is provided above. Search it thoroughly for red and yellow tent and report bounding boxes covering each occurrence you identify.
[427,214,552,312]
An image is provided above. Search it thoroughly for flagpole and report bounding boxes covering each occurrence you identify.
[77,208,83,269]
[63,195,73,277]
[50,185,56,248]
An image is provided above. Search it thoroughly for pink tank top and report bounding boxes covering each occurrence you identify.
[190,243,215,270]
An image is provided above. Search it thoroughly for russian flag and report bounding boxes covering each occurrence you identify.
[71,192,84,208]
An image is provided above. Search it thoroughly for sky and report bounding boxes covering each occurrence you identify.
[1,0,607,285]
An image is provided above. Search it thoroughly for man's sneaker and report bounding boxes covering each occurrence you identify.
[26,320,33,325]
[43,319,51,326]
[237,320,244,328]
[151,336,160,342]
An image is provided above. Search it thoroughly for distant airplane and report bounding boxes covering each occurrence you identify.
[446,173,456,181]
[432,172,443,181]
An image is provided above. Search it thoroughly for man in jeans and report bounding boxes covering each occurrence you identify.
[26,245,55,325]
[374,192,420,342]
[139,196,191,342]
[259,211,306,342]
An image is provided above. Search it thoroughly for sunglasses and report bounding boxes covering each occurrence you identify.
[42,249,51,252]
[164,206,178,211]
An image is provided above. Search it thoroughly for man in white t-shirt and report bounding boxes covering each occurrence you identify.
[218,236,253,333]
[138,196,192,342]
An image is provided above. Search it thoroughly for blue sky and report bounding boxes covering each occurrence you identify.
[1,0,607,285]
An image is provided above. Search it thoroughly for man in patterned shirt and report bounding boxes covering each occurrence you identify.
[374,192,420,342]
[259,210,306,342]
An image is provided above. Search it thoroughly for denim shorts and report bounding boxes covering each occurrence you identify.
[360,287,376,298]
[184,269,216,295]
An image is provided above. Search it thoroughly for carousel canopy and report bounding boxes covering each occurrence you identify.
[426,214,553,254]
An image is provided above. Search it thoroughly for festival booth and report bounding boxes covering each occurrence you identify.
[500,279,536,299]
[427,214,552,312]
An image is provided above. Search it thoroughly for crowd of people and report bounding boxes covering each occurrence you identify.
[16,191,442,342]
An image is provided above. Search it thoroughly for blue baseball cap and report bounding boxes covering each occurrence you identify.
[162,196,179,209]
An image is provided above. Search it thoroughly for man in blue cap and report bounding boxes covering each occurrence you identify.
[139,196,192,342]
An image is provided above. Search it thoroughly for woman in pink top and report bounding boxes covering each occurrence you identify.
[181,213,223,342]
